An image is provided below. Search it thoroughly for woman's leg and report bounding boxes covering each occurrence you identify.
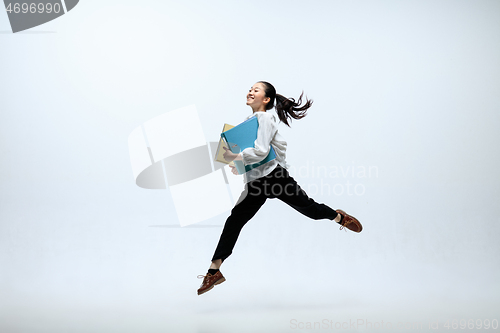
[198,179,267,295]
[210,180,267,263]
[209,259,222,269]
[268,166,362,232]
[270,166,338,220]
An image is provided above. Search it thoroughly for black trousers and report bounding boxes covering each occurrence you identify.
[211,165,338,262]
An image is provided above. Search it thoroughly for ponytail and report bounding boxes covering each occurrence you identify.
[258,81,313,127]
[275,92,312,127]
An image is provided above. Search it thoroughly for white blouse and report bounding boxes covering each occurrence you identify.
[240,111,290,183]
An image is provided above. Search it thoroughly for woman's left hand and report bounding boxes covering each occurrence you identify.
[222,146,237,162]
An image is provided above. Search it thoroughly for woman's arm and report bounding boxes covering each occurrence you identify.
[240,113,277,165]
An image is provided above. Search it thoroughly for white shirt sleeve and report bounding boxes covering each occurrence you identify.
[241,113,277,166]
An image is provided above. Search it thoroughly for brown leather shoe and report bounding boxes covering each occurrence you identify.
[336,209,362,233]
[197,271,226,295]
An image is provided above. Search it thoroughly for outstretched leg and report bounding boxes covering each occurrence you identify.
[270,166,338,220]
[269,166,362,232]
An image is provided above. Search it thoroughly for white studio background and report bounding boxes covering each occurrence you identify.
[1,0,499,332]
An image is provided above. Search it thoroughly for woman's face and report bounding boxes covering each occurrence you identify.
[246,82,270,111]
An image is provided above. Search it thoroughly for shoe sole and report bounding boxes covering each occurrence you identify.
[197,277,226,295]
[337,209,362,233]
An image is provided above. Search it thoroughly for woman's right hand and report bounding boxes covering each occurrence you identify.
[229,165,238,175]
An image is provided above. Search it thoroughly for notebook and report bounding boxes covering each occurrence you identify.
[214,123,236,167]
[219,115,276,174]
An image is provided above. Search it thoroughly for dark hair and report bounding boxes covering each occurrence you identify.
[258,81,313,127]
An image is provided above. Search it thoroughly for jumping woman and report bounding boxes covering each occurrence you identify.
[197,81,363,295]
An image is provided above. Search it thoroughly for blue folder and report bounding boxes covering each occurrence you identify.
[221,115,277,174]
